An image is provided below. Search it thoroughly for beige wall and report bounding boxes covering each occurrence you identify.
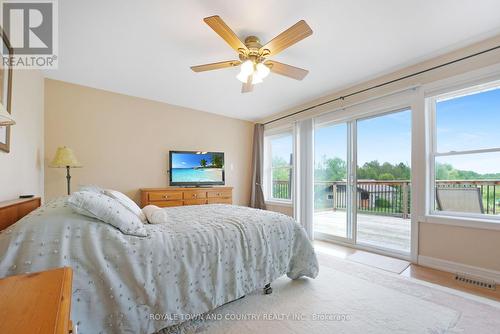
[263,35,500,273]
[44,79,254,206]
[0,70,44,202]
[419,223,500,271]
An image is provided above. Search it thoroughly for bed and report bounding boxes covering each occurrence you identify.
[0,197,318,334]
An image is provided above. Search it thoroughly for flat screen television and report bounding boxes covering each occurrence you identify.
[169,151,225,186]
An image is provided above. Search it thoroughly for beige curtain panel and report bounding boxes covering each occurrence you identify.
[250,123,267,209]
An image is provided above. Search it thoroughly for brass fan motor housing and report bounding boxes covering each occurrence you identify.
[239,36,267,62]
[244,36,262,50]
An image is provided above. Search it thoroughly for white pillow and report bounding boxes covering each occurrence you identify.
[142,205,168,224]
[79,184,105,194]
[104,189,147,223]
[67,191,147,237]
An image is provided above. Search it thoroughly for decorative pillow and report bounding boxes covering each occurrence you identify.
[142,205,168,224]
[67,191,147,237]
[104,189,147,223]
[79,184,105,194]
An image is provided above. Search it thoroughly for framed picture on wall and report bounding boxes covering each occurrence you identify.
[0,27,13,153]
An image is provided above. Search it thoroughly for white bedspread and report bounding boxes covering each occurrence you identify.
[0,198,318,334]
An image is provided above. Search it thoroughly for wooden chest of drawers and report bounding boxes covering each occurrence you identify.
[140,187,233,208]
[0,197,41,231]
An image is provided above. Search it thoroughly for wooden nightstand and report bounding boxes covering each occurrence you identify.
[0,267,75,334]
[0,197,41,231]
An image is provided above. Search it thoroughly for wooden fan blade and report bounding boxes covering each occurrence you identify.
[191,60,241,72]
[241,75,253,93]
[204,16,248,54]
[260,20,312,56]
[265,61,309,80]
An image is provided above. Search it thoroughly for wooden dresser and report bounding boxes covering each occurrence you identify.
[0,197,41,231]
[140,187,233,208]
[0,267,75,334]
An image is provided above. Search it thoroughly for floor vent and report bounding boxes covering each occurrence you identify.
[455,273,496,290]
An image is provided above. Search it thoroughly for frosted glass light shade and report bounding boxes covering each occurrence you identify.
[256,63,270,79]
[50,147,82,168]
[240,60,253,76]
[0,103,15,126]
[251,74,263,84]
[236,71,249,83]
[236,61,268,85]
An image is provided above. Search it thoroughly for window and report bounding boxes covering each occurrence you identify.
[429,80,500,220]
[264,131,293,202]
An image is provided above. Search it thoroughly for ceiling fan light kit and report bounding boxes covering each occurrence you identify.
[190,16,313,93]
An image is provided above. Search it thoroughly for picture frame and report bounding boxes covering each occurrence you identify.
[0,27,13,153]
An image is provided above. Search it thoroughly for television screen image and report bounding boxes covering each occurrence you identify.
[169,151,225,186]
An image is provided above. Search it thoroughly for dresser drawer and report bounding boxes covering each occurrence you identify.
[0,198,41,231]
[184,199,208,206]
[140,188,232,208]
[183,190,207,200]
[207,190,232,198]
[154,200,184,207]
[208,198,232,204]
[149,192,183,202]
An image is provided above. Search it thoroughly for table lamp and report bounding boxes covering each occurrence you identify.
[50,147,82,195]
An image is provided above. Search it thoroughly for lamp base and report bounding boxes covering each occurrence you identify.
[66,166,71,196]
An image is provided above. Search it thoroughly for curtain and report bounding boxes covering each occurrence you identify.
[294,118,314,240]
[250,123,267,209]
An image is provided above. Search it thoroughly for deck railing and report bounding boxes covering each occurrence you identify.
[272,180,292,200]
[314,180,412,218]
[272,179,500,217]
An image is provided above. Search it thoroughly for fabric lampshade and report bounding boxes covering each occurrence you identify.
[0,102,15,126]
[50,147,82,168]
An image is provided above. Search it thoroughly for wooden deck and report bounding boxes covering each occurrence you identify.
[314,210,411,253]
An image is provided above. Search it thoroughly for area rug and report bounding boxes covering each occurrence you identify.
[159,253,500,334]
[347,251,410,274]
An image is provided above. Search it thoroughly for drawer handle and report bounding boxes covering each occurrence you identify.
[163,195,169,199]
[193,194,197,198]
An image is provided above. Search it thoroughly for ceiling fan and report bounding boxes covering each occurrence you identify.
[191,16,313,93]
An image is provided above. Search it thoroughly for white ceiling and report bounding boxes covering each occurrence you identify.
[44,0,500,121]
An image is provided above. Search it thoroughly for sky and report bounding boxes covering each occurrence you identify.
[171,152,213,168]
[272,86,500,175]
[436,87,500,174]
[270,135,293,163]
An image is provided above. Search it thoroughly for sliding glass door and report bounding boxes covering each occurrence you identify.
[355,110,412,254]
[314,122,351,240]
[313,108,412,256]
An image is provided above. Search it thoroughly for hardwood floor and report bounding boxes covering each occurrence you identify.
[314,240,500,302]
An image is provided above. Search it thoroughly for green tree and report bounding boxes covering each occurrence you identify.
[200,159,207,167]
[435,162,500,180]
[272,156,291,181]
[314,156,347,181]
[356,160,410,180]
[379,172,395,180]
[212,154,223,168]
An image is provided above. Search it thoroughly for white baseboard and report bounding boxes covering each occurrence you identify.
[418,255,500,284]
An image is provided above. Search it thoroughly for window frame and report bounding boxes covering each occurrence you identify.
[427,79,500,222]
[264,128,294,204]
